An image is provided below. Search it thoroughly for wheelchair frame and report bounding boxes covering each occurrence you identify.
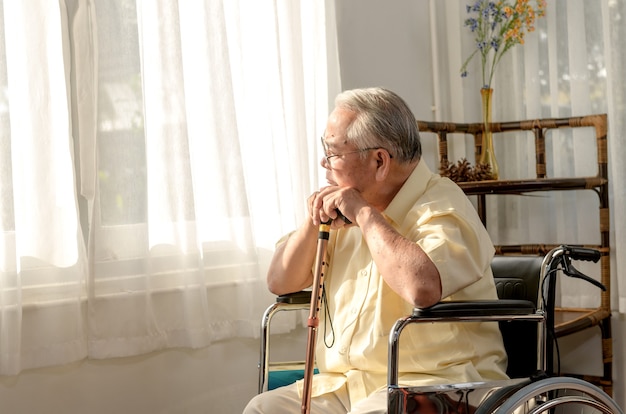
[258,246,623,413]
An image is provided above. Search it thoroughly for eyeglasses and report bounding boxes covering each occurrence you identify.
[321,137,392,168]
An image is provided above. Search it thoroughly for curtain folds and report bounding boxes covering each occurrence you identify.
[605,0,626,313]
[1,0,89,375]
[0,0,337,375]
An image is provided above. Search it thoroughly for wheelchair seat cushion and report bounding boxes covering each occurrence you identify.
[268,368,318,390]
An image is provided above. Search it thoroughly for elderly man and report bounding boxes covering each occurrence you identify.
[243,87,507,414]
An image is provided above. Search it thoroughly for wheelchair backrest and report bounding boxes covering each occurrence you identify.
[491,255,543,378]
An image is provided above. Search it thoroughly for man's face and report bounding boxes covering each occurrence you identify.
[320,107,376,193]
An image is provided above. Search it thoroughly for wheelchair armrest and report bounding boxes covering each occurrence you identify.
[389,299,544,387]
[412,299,536,318]
[276,290,311,304]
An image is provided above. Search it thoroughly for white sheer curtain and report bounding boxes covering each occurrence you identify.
[1,0,88,375]
[432,0,625,313]
[0,0,338,375]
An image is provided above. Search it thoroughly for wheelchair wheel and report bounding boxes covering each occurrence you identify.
[473,379,532,414]
[487,377,622,414]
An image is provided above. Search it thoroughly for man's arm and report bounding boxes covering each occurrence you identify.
[356,205,442,309]
[312,184,442,308]
[266,218,318,296]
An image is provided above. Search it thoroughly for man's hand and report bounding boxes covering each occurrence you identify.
[308,186,365,228]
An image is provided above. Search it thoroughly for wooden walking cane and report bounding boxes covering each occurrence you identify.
[301,211,350,413]
[301,219,332,414]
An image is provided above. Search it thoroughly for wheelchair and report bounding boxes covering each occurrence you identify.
[258,245,623,413]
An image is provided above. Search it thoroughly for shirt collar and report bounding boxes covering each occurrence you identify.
[383,160,433,226]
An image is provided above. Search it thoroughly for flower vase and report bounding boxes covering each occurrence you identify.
[479,88,499,180]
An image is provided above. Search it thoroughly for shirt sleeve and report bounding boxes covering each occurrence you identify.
[402,183,495,299]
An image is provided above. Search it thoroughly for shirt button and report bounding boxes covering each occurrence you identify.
[360,270,368,277]
[339,346,347,354]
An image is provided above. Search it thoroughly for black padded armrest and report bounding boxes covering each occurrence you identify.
[412,299,536,318]
[276,290,311,304]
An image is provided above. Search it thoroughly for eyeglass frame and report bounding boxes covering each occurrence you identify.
[320,136,392,167]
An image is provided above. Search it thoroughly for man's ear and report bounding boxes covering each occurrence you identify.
[374,149,391,182]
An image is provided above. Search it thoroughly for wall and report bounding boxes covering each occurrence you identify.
[334,0,434,120]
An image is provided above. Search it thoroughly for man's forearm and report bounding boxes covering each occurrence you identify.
[266,220,318,295]
[356,206,442,308]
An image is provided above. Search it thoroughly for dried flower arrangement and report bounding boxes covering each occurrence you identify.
[460,0,547,90]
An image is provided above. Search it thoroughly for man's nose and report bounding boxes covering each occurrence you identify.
[320,156,331,169]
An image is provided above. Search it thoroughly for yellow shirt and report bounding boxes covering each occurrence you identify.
[294,161,508,406]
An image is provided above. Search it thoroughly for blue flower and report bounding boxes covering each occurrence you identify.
[465,18,479,31]
[490,38,500,51]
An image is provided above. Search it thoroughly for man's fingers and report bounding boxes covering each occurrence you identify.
[310,187,354,227]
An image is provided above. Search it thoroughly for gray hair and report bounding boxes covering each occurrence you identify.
[334,87,421,163]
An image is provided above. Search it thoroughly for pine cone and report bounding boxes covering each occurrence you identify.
[474,163,494,181]
[440,159,494,182]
